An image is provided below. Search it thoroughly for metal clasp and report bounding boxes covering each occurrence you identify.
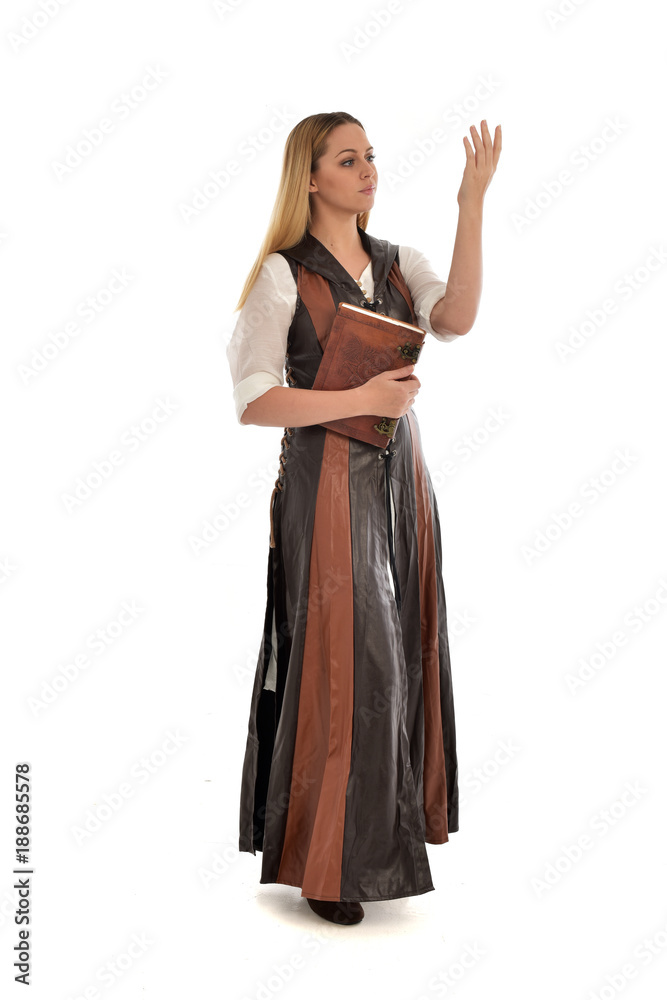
[398,341,422,363]
[373,417,397,438]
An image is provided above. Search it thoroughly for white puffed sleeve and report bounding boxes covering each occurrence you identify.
[226,253,297,424]
[398,245,460,343]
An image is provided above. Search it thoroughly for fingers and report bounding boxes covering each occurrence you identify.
[469,123,484,159]
[481,119,502,162]
[472,120,502,166]
[397,364,416,378]
[493,124,502,166]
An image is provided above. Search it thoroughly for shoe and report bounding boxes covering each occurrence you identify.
[306,897,365,925]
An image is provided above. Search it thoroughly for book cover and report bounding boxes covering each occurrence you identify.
[310,301,426,447]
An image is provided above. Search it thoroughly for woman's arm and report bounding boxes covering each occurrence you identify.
[230,255,374,427]
[430,119,501,338]
[429,203,483,337]
[241,364,418,427]
[241,384,365,427]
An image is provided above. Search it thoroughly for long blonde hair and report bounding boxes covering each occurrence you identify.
[234,111,371,312]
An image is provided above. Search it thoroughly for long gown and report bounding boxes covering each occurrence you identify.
[238,225,459,903]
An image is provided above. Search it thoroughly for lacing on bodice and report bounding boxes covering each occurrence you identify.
[268,362,297,548]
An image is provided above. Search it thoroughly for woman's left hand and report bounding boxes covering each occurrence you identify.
[457,120,502,208]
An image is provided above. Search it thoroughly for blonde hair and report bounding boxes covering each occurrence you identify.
[234,112,371,312]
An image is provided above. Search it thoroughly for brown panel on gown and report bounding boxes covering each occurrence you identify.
[276,429,355,899]
[406,407,450,844]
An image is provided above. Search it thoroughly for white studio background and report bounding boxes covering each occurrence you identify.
[1,1,666,998]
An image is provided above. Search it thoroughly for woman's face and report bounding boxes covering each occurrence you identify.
[309,122,378,217]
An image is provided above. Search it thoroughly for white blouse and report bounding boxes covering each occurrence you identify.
[227,245,459,424]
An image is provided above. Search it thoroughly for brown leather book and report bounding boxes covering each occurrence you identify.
[310,301,427,447]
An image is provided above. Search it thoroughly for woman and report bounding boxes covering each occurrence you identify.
[227,111,501,925]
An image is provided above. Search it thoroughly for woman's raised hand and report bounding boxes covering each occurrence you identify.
[458,119,502,208]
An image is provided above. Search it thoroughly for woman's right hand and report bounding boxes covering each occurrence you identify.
[355,364,420,418]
